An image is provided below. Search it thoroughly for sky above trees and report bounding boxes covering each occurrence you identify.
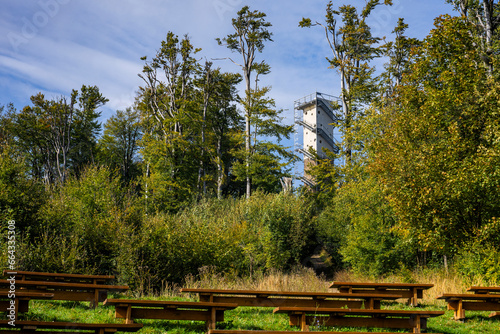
[1,0,454,124]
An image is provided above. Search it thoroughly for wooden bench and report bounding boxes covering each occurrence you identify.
[330,281,434,306]
[467,286,500,294]
[103,298,237,330]
[3,270,115,285]
[0,279,128,308]
[0,320,142,333]
[0,291,53,320]
[180,288,401,309]
[437,293,500,320]
[273,307,444,333]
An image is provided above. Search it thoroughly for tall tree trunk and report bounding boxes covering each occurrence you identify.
[217,137,223,200]
[245,69,252,199]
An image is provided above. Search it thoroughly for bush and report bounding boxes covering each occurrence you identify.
[0,145,46,235]
[454,242,500,284]
[241,192,316,272]
[31,166,139,277]
[328,177,416,276]
[135,204,247,292]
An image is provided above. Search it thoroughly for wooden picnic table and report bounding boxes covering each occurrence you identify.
[0,291,53,320]
[104,299,237,330]
[330,281,434,306]
[273,307,444,333]
[0,320,143,333]
[2,270,115,285]
[180,288,402,309]
[0,279,128,308]
[437,293,500,320]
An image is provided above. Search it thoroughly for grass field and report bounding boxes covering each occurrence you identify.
[9,268,500,333]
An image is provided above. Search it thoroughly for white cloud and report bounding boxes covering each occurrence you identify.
[0,0,454,118]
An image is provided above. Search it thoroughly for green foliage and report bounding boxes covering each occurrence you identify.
[17,231,83,274]
[371,16,500,257]
[0,144,46,233]
[454,242,500,284]
[446,0,500,75]
[6,1,500,289]
[218,7,294,199]
[98,107,142,183]
[34,166,139,275]
[454,217,500,284]
[9,86,107,184]
[69,85,109,177]
[216,6,273,56]
[136,197,247,289]
[134,193,317,290]
[316,175,414,277]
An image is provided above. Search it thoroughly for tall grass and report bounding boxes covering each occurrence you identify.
[178,266,498,307]
[183,266,329,293]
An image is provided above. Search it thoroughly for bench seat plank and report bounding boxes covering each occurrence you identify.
[0,280,128,291]
[180,288,401,309]
[467,286,500,294]
[437,293,500,301]
[0,320,142,333]
[0,291,54,319]
[330,282,435,289]
[329,282,434,307]
[274,307,444,332]
[3,271,115,284]
[104,299,237,308]
[104,299,237,329]
[0,280,128,308]
[273,307,444,317]
[437,293,500,320]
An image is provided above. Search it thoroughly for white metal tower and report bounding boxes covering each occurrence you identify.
[294,92,340,187]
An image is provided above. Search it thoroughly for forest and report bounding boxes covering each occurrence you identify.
[1,0,500,293]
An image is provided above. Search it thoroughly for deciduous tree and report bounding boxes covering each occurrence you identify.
[217,6,273,198]
[371,16,500,258]
[300,0,392,162]
[98,107,142,183]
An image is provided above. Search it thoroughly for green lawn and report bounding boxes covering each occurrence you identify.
[16,296,500,334]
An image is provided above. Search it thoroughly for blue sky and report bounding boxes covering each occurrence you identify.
[1,0,454,126]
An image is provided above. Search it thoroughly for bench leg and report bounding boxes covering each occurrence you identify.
[206,307,216,331]
[410,287,418,307]
[457,300,465,321]
[288,312,309,331]
[300,312,308,331]
[125,305,133,324]
[413,314,421,333]
[90,289,99,308]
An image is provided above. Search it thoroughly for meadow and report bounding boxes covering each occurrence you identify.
[19,268,500,334]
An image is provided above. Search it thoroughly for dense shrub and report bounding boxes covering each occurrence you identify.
[134,192,316,291]
[135,207,247,292]
[454,241,500,284]
[24,166,138,277]
[321,177,416,276]
[0,145,46,234]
